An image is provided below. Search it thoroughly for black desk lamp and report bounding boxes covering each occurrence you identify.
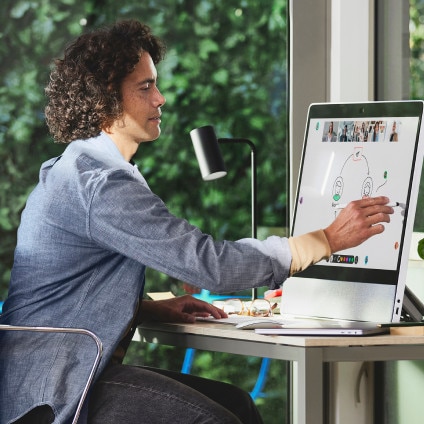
[190,125,258,300]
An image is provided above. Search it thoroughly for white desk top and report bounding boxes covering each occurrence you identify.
[140,320,424,348]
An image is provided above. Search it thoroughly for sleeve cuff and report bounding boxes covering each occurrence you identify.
[288,229,331,275]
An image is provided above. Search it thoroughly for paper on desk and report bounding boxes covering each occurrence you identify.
[147,292,175,300]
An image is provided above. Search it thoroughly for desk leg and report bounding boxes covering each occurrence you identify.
[291,349,324,424]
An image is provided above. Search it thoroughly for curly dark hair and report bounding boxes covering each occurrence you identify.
[45,20,166,143]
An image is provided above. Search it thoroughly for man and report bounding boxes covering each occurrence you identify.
[339,124,348,141]
[0,20,393,424]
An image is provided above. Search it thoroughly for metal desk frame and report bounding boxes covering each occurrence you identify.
[139,321,424,424]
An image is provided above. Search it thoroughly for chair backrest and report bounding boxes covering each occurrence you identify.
[0,325,102,424]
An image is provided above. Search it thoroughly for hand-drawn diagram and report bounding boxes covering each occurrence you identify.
[331,146,388,213]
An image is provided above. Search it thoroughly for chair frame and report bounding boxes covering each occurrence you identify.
[0,325,103,424]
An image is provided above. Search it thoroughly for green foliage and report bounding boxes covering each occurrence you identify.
[0,0,288,297]
[0,1,287,421]
[0,0,84,296]
[133,0,288,236]
[409,0,424,101]
[409,0,424,234]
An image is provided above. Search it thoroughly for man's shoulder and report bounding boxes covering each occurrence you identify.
[64,135,130,173]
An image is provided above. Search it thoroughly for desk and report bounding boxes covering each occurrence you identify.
[139,321,424,424]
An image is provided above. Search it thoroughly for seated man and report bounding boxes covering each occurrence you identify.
[0,19,393,424]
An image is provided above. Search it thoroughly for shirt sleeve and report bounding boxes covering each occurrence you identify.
[87,169,291,292]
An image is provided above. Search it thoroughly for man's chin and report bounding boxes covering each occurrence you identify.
[139,130,161,144]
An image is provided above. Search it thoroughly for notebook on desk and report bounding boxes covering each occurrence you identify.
[269,101,424,336]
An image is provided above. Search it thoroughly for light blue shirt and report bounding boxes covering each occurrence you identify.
[0,132,291,423]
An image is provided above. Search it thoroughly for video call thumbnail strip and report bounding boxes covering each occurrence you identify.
[321,120,400,142]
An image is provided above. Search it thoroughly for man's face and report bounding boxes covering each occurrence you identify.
[110,52,166,145]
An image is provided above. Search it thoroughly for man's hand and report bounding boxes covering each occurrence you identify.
[324,196,394,253]
[140,295,228,324]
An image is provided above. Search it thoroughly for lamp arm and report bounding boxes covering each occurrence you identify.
[218,138,258,300]
[218,138,257,239]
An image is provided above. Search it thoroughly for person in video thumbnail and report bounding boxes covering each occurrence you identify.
[390,121,398,141]
[372,121,380,141]
[339,124,348,141]
[323,121,337,141]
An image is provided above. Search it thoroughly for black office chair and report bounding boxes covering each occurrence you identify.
[0,324,103,424]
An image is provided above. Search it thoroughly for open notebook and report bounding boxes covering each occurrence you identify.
[255,101,424,336]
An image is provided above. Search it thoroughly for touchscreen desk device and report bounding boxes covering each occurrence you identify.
[281,101,424,324]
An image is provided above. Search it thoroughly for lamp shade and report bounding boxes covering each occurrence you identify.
[190,125,227,181]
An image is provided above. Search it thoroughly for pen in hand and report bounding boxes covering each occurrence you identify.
[334,201,403,210]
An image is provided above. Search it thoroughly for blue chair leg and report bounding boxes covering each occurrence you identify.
[181,347,196,374]
[249,357,271,400]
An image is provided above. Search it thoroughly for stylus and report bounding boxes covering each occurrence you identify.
[334,201,401,209]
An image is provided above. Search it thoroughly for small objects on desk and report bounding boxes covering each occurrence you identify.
[264,288,282,299]
[182,283,202,294]
[147,291,175,300]
[264,289,282,314]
